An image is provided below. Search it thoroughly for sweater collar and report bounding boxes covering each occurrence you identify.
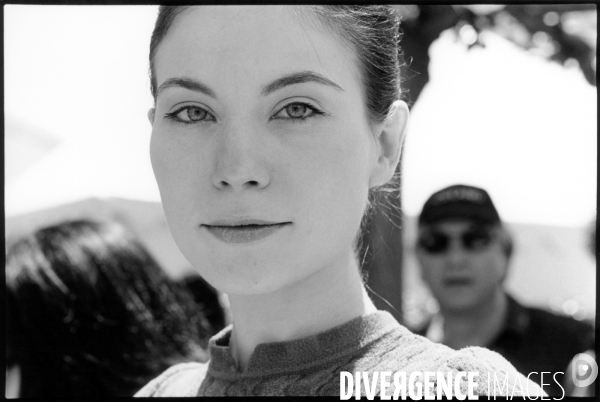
[207,310,399,378]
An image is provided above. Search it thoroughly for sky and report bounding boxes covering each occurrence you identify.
[5,5,597,228]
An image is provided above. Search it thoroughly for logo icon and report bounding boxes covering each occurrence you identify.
[571,352,598,388]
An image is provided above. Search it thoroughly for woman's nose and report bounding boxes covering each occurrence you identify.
[211,121,270,190]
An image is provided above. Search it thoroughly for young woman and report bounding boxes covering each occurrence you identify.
[137,5,542,397]
[6,220,210,397]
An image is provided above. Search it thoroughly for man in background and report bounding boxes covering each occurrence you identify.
[414,184,594,396]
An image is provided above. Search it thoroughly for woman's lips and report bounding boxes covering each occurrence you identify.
[203,221,291,244]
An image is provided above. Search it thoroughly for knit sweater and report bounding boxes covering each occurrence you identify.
[135,311,543,397]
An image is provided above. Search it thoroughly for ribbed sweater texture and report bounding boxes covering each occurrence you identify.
[136,310,541,397]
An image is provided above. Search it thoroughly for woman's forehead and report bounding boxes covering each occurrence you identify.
[153,6,361,96]
[175,6,305,39]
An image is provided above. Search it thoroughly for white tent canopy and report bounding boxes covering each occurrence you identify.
[403,30,597,228]
[5,122,160,217]
[5,5,160,217]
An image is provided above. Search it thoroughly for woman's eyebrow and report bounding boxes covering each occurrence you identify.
[260,71,344,96]
[156,77,217,98]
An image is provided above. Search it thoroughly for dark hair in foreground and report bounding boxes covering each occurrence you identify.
[6,220,210,397]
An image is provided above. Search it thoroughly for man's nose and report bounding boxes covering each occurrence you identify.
[445,238,469,267]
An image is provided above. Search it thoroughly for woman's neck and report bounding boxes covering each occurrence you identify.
[228,250,376,371]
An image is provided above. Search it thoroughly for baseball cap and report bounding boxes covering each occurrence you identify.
[418,184,501,226]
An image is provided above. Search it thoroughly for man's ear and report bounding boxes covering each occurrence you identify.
[148,108,156,125]
[497,229,512,284]
[369,100,409,188]
[499,254,511,284]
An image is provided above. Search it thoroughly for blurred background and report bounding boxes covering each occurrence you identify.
[5,5,596,326]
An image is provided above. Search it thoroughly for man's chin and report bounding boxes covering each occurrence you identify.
[438,294,480,313]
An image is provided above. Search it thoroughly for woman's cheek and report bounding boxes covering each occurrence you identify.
[150,134,194,226]
[312,151,370,229]
[150,128,181,179]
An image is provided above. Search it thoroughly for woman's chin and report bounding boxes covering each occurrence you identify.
[197,258,312,297]
[212,275,296,297]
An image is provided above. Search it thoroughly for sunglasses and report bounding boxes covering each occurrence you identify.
[417,229,495,254]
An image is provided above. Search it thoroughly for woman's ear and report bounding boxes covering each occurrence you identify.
[148,108,156,125]
[369,100,409,188]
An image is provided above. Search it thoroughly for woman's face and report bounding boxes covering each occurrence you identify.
[150,6,386,295]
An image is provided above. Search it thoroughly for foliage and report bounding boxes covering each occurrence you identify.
[394,4,596,105]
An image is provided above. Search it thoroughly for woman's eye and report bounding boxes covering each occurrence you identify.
[272,102,324,121]
[286,104,308,118]
[164,106,215,124]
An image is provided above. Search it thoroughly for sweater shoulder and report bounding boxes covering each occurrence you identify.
[440,346,545,397]
[380,329,513,374]
[134,362,208,397]
[443,345,515,372]
[379,329,544,397]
